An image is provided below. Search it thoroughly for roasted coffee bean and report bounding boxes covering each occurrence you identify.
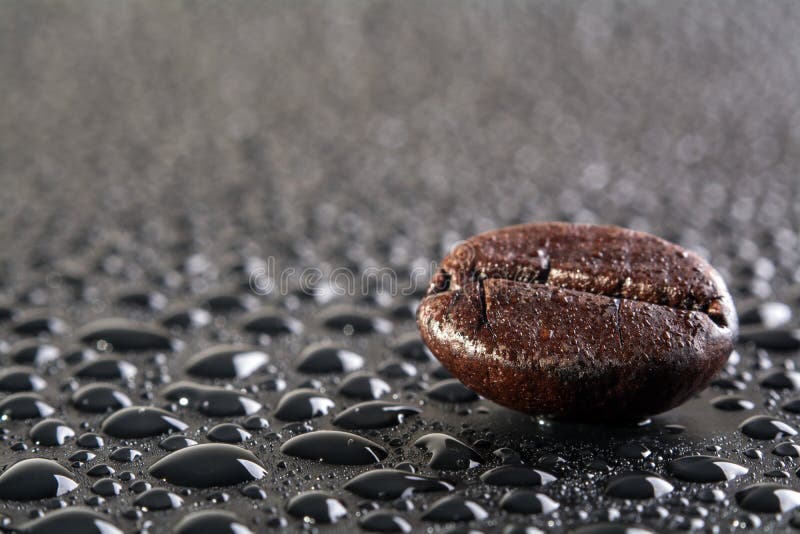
[417,222,737,421]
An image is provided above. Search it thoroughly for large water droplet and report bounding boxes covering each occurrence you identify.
[0,459,78,500]
[333,401,420,429]
[286,491,348,524]
[319,306,393,334]
[273,388,335,421]
[344,468,454,499]
[162,381,262,416]
[480,465,557,486]
[8,341,60,366]
[241,308,303,335]
[12,314,66,337]
[422,495,488,522]
[499,490,559,514]
[414,433,483,470]
[710,395,755,411]
[174,510,254,534]
[0,393,55,419]
[667,456,748,482]
[735,483,800,513]
[77,318,174,351]
[390,333,435,362]
[134,487,183,510]
[426,379,479,402]
[29,419,75,446]
[73,357,137,380]
[739,327,800,351]
[281,430,388,465]
[339,373,392,400]
[0,366,46,392]
[605,471,674,499]
[14,508,122,534]
[207,423,251,443]
[185,345,269,379]
[71,383,132,413]
[149,443,267,487]
[101,406,188,438]
[296,343,364,373]
[358,510,412,533]
[739,415,798,439]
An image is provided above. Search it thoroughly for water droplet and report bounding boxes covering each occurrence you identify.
[149,443,267,487]
[185,345,269,379]
[605,471,674,499]
[320,306,393,334]
[161,306,212,330]
[29,419,75,446]
[159,435,197,451]
[274,388,335,421]
[8,341,60,367]
[739,327,800,351]
[281,430,388,465]
[13,314,66,337]
[71,383,132,413]
[109,447,142,462]
[162,381,262,416]
[76,433,104,449]
[480,465,557,487]
[286,491,348,524]
[391,333,435,362]
[333,401,420,429]
[77,318,174,351]
[344,469,454,499]
[14,508,122,534]
[667,456,748,482]
[358,510,412,533]
[615,443,651,460]
[738,301,792,329]
[760,370,800,390]
[710,395,755,411]
[422,495,488,522]
[134,488,183,510]
[426,379,479,402]
[202,293,251,314]
[773,442,800,457]
[0,393,55,419]
[91,478,122,497]
[74,357,137,381]
[207,423,251,443]
[0,459,78,500]
[568,524,655,534]
[101,406,188,438]
[499,490,559,514]
[0,366,47,392]
[414,433,483,470]
[115,289,167,310]
[378,361,417,379]
[739,415,798,439]
[339,373,392,400]
[296,343,364,373]
[174,510,254,534]
[735,483,800,513]
[241,308,303,335]
[86,464,114,477]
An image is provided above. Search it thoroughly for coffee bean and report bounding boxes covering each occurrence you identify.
[417,222,737,422]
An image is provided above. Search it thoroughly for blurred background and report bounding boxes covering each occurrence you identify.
[1,1,798,297]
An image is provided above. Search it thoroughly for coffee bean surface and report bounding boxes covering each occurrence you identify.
[418,222,737,421]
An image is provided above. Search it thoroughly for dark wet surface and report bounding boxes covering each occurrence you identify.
[2,1,800,532]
